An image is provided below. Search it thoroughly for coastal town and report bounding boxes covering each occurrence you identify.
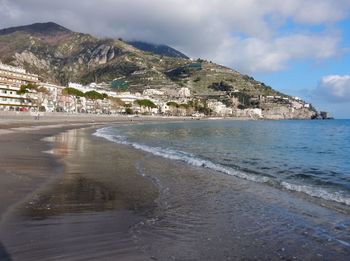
[0,2,349,260]
[0,61,316,119]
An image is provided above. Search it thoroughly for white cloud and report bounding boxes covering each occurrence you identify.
[268,0,350,24]
[211,33,340,73]
[317,75,350,102]
[0,0,349,73]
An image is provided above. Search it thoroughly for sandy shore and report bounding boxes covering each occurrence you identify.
[0,113,190,260]
[0,112,187,220]
[0,114,349,260]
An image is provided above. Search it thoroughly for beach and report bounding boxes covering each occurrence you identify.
[0,113,350,260]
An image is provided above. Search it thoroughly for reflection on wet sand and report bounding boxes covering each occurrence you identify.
[32,128,158,218]
[21,176,120,219]
[0,128,158,260]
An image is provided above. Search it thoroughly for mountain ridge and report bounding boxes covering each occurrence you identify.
[0,22,285,96]
[0,22,71,36]
[127,41,189,59]
[0,22,316,119]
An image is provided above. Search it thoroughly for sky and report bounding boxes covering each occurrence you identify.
[1,0,350,118]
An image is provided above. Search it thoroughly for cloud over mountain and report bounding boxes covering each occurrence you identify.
[1,0,349,73]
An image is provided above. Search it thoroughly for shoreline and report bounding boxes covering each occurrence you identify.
[92,125,350,260]
[0,110,294,127]
[0,117,349,260]
[95,121,350,212]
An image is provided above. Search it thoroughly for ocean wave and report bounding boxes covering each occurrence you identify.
[281,182,350,206]
[94,127,270,184]
[94,127,350,206]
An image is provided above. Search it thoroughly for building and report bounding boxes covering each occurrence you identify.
[143,88,164,97]
[39,83,66,112]
[0,62,39,111]
[207,100,232,116]
[177,87,191,98]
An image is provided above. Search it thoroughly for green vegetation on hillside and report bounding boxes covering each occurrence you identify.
[135,99,157,108]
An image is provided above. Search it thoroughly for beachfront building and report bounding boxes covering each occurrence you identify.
[39,83,66,112]
[207,100,233,116]
[0,62,39,111]
[115,92,142,104]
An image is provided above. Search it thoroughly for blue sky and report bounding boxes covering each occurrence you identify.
[1,0,350,118]
[254,18,350,119]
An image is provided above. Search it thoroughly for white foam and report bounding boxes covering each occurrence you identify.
[94,127,270,184]
[281,182,350,206]
[94,127,350,206]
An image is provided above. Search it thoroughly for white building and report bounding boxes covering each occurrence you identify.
[143,88,164,97]
[0,62,39,111]
[39,83,66,112]
[207,100,232,116]
[178,87,191,98]
[68,82,83,89]
[115,92,142,104]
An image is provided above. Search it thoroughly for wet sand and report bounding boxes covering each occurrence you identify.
[0,127,159,260]
[0,118,350,260]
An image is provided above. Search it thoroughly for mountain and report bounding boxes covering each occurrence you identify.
[127,41,189,59]
[0,22,71,36]
[0,22,315,118]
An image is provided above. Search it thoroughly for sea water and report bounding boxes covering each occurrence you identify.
[95,119,350,206]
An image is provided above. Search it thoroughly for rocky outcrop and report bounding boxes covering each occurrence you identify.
[262,106,314,120]
[14,50,51,70]
[89,45,116,65]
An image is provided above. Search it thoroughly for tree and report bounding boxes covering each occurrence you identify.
[233,92,254,108]
[109,97,125,113]
[166,101,179,116]
[17,84,49,111]
[208,81,232,92]
[84,91,107,113]
[17,83,39,95]
[166,101,179,108]
[125,108,133,114]
[36,87,50,111]
[135,99,157,115]
[61,87,85,112]
[62,87,84,97]
[136,99,157,108]
[84,90,106,100]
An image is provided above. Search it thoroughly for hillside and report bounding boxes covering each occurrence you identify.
[0,22,315,118]
[0,23,276,91]
[127,41,189,59]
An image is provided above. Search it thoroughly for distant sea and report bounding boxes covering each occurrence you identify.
[95,119,350,206]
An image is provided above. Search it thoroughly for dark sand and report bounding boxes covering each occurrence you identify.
[0,118,350,260]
